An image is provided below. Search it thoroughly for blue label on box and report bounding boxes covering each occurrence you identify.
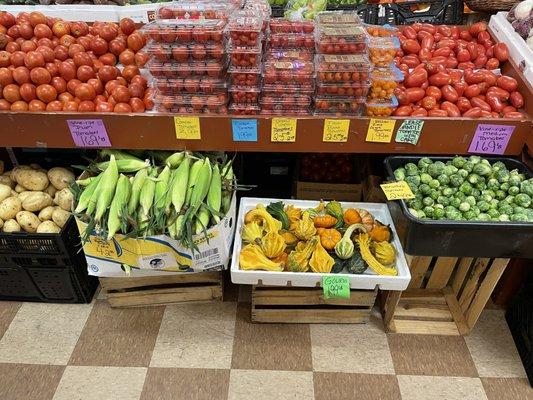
[232,119,258,142]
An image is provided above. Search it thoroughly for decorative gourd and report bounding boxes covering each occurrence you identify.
[272,252,288,270]
[287,237,318,272]
[281,230,299,246]
[369,221,392,242]
[334,223,366,260]
[309,240,335,273]
[266,201,290,230]
[313,214,338,228]
[307,201,325,219]
[317,228,341,251]
[355,234,397,276]
[331,256,346,273]
[356,208,375,232]
[343,208,361,225]
[325,200,343,220]
[285,204,302,223]
[242,221,262,244]
[261,231,287,258]
[240,244,284,271]
[294,211,317,240]
[346,252,368,274]
[371,241,396,265]
[244,204,282,233]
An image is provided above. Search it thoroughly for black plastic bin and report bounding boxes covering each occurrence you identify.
[384,156,533,258]
[0,216,98,303]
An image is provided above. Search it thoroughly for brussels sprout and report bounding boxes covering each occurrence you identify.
[408,199,423,210]
[526,209,533,221]
[422,197,434,207]
[474,182,487,191]
[405,176,421,191]
[487,178,500,190]
[445,208,461,220]
[498,202,513,215]
[477,201,490,212]
[429,189,440,200]
[469,155,482,165]
[418,183,431,195]
[429,179,440,189]
[472,206,480,216]
[510,214,528,222]
[459,202,471,212]
[444,165,459,176]
[463,162,474,173]
[504,195,515,204]
[499,214,510,222]
[508,186,520,196]
[457,169,469,178]
[496,169,510,183]
[473,163,492,176]
[417,210,426,219]
[468,174,480,185]
[451,198,462,208]
[515,193,531,208]
[435,203,444,209]
[520,178,533,196]
[394,168,406,181]
[408,208,419,218]
[489,199,499,210]
[449,174,465,187]
[480,194,493,203]
[471,189,481,198]
[418,157,433,170]
[455,191,467,201]
[478,213,490,221]
[508,173,523,187]
[437,174,450,186]
[437,195,450,206]
[464,210,477,220]
[482,189,496,198]
[513,206,525,214]
[488,209,500,219]
[427,161,446,178]
[459,182,473,195]
[465,196,477,206]
[420,173,432,184]
[452,156,467,169]
[423,206,435,217]
[405,163,419,176]
[433,208,445,219]
[442,187,455,197]
[495,190,506,200]
[491,161,506,172]
[500,182,510,192]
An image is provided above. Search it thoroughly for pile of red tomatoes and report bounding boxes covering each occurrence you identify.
[0,11,152,113]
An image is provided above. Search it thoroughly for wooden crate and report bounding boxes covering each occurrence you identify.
[99,271,223,308]
[252,285,378,324]
[381,256,509,335]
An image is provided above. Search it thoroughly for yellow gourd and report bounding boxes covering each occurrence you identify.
[239,244,283,272]
[287,236,318,272]
[285,204,302,223]
[294,211,317,240]
[317,228,341,251]
[309,240,335,273]
[281,230,299,246]
[355,234,397,276]
[273,252,288,269]
[371,241,396,265]
[261,231,287,258]
[244,204,282,233]
[241,221,263,244]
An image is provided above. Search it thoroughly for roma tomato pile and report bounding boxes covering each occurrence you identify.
[0,11,150,113]
[394,22,526,119]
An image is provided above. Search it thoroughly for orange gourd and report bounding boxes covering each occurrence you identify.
[343,208,362,225]
[314,214,338,228]
[317,228,342,250]
[369,222,391,242]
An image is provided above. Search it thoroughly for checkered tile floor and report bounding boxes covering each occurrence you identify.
[0,285,531,400]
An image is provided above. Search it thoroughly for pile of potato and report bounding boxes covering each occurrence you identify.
[0,161,75,234]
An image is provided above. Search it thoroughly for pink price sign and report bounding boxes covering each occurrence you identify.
[68,119,112,148]
[468,124,515,155]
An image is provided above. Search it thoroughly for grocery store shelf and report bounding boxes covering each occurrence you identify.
[0,112,530,154]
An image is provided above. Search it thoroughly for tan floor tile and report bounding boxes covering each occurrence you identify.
[0,302,92,365]
[311,316,395,374]
[141,368,230,400]
[0,363,64,400]
[397,375,488,400]
[388,334,477,377]
[69,300,164,367]
[314,372,401,400]
[481,377,533,400]
[228,369,314,400]
[231,303,313,371]
[464,310,526,378]
[0,302,20,339]
[151,302,236,369]
[53,366,147,400]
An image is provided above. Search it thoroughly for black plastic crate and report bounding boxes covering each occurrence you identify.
[0,216,97,303]
[270,5,285,17]
[384,156,533,258]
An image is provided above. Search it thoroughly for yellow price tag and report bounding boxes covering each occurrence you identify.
[366,119,396,143]
[323,119,350,142]
[174,116,201,140]
[380,181,415,201]
[271,118,297,142]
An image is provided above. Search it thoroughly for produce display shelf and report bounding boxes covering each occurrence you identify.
[0,113,529,155]
[231,197,412,291]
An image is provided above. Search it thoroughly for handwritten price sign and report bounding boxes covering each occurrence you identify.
[468,124,515,155]
[271,118,297,142]
[174,116,201,140]
[366,119,396,143]
[395,119,424,145]
[323,119,350,142]
[380,181,415,201]
[68,119,111,148]
[323,276,350,299]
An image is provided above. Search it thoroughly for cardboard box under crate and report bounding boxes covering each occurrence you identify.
[252,286,378,324]
[99,271,223,308]
[381,256,509,335]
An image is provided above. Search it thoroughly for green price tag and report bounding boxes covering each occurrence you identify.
[323,276,350,299]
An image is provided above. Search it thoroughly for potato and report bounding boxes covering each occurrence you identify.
[48,167,75,190]
[36,220,61,233]
[22,192,53,212]
[14,184,27,193]
[52,208,71,228]
[10,190,17,197]
[17,191,33,203]
[0,174,15,188]
[38,206,56,221]
[16,169,49,191]
[54,188,73,211]
[44,184,57,197]
[0,184,11,203]
[10,165,32,182]
[16,211,41,233]
[3,219,20,233]
[0,196,22,220]
[0,218,3,230]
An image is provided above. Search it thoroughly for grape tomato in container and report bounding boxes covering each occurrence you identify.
[365,96,398,117]
[268,33,315,50]
[142,20,226,44]
[262,60,315,89]
[153,77,227,95]
[144,41,225,62]
[156,2,237,21]
[316,54,371,84]
[147,59,228,79]
[368,36,400,68]
[269,18,315,34]
[229,85,261,104]
[229,103,260,115]
[229,69,262,86]
[369,66,403,102]
[315,96,364,116]
[228,44,262,69]
[316,11,362,25]
[153,92,229,114]
[316,25,368,54]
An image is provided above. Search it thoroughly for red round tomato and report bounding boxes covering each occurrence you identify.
[121,65,139,82]
[34,23,52,39]
[129,97,145,113]
[20,40,36,53]
[0,99,10,110]
[134,52,149,67]
[119,49,135,66]
[19,82,36,102]
[108,38,126,56]
[98,53,116,66]
[126,32,144,52]
[114,102,132,113]
[74,82,96,101]
[112,85,130,103]
[28,99,45,111]
[58,92,73,103]
[24,51,45,69]
[77,100,95,112]
[10,100,28,111]
[12,66,30,85]
[29,67,51,85]
[45,100,62,111]
[52,21,70,38]
[99,25,117,42]
[119,18,135,36]
[0,67,13,85]
[96,101,113,112]
[51,76,67,93]
[76,65,95,82]
[130,74,147,88]
[36,83,56,103]
[62,100,78,111]
[3,83,21,102]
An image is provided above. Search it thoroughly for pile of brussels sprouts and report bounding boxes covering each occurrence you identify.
[394,156,533,222]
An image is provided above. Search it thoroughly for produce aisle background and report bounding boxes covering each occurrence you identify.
[0,284,531,400]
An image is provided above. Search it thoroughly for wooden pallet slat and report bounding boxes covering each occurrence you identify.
[426,257,457,289]
[458,258,490,312]
[451,257,474,294]
[407,256,433,289]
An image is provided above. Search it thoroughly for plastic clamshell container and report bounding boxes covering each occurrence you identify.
[268,18,315,34]
[144,41,226,62]
[369,66,404,101]
[316,25,368,54]
[268,33,316,50]
[315,96,364,115]
[154,92,228,114]
[231,197,411,290]
[156,2,237,21]
[229,103,260,115]
[315,54,371,83]
[316,11,363,25]
[262,60,315,87]
[153,76,227,95]
[229,69,261,86]
[147,59,227,79]
[228,12,263,33]
[365,96,398,116]
[316,82,369,98]
[368,36,400,68]
[365,23,399,37]
[383,156,533,258]
[228,44,262,68]
[229,85,261,103]
[260,93,313,107]
[265,49,314,61]
[142,19,226,44]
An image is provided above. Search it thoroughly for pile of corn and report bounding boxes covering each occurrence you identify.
[73,150,235,250]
